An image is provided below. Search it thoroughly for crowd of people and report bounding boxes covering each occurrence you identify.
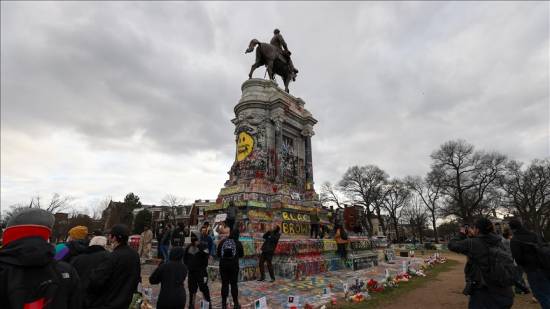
[0,205,283,309]
[0,208,141,309]
[2,205,548,309]
[449,217,550,309]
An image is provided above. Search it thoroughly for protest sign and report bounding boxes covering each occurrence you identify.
[215,213,227,223]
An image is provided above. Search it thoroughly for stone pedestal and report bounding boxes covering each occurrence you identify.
[206,79,324,238]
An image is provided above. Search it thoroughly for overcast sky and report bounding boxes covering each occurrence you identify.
[1,1,548,213]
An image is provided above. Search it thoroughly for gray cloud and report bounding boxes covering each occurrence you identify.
[1,2,548,208]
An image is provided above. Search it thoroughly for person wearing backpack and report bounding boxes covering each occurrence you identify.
[0,208,82,309]
[448,218,514,309]
[217,228,244,309]
[335,225,350,259]
[509,218,550,308]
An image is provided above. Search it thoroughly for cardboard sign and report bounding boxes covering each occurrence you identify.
[200,300,210,309]
[254,296,268,309]
[215,213,227,223]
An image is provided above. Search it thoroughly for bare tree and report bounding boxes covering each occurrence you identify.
[339,165,388,236]
[431,139,507,223]
[500,159,550,238]
[402,195,430,243]
[382,179,411,242]
[161,194,185,224]
[405,168,444,243]
[28,193,74,213]
[91,196,112,220]
[319,182,345,208]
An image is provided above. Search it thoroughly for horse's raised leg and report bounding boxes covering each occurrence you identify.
[249,62,261,79]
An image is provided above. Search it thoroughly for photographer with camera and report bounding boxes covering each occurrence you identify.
[448,218,514,309]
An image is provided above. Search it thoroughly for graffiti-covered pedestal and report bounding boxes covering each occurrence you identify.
[205,78,326,238]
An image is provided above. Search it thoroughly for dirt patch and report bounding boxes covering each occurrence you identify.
[379,252,539,309]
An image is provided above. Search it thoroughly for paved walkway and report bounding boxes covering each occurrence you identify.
[380,253,539,309]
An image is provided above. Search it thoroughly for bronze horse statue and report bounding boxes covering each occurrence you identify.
[245,39,297,93]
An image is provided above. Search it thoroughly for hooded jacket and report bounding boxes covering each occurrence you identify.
[510,227,544,272]
[62,239,89,263]
[0,236,82,309]
[261,230,281,254]
[449,233,514,296]
[184,243,209,274]
[71,245,110,308]
[149,248,188,309]
[87,243,141,309]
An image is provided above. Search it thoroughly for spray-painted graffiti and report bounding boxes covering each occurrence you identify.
[281,211,311,222]
[281,222,310,235]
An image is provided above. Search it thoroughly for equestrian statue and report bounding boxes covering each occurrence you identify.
[245,29,299,93]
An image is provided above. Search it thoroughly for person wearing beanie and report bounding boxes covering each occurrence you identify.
[509,218,550,308]
[448,218,514,308]
[0,208,82,309]
[88,224,141,309]
[71,236,110,308]
[184,232,212,309]
[62,225,90,263]
[149,247,188,309]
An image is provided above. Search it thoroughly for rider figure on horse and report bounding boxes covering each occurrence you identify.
[270,29,299,74]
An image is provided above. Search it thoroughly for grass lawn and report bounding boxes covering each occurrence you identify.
[333,258,459,309]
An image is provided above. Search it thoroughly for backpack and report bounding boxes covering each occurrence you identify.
[221,239,237,259]
[475,241,516,288]
[340,229,349,241]
[2,261,63,309]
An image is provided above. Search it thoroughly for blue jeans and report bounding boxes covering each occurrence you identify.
[160,244,169,262]
[526,271,550,309]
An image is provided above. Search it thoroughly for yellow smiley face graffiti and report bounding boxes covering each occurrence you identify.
[236,132,254,161]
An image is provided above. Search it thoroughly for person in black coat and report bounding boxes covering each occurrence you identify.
[0,208,82,309]
[509,218,550,308]
[258,225,281,282]
[217,228,244,309]
[88,224,141,309]
[448,218,514,309]
[184,232,211,309]
[70,236,110,308]
[171,223,186,248]
[150,247,188,309]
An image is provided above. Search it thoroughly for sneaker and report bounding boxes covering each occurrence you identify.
[257,278,265,282]
[270,278,276,282]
